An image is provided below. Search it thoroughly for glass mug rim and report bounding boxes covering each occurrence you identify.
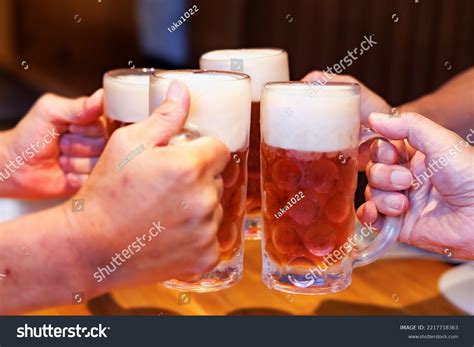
[264,81,360,94]
[200,47,288,61]
[104,67,157,79]
[151,69,250,81]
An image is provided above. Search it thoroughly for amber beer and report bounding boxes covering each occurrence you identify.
[103,68,155,137]
[261,144,358,265]
[200,49,289,239]
[260,82,362,294]
[150,70,251,291]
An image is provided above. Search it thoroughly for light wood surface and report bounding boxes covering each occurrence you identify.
[27,240,462,316]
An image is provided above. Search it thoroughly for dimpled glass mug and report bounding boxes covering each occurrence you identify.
[149,70,251,292]
[200,48,290,240]
[260,82,407,294]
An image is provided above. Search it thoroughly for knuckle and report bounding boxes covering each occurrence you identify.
[208,138,230,164]
[215,204,224,224]
[364,185,372,200]
[365,160,374,177]
[152,99,183,117]
[196,193,219,215]
[306,70,321,80]
[342,74,357,83]
[38,92,59,104]
[194,223,218,248]
[177,157,201,183]
[403,112,423,123]
[194,246,220,273]
[36,93,60,112]
[369,162,384,177]
[109,127,130,145]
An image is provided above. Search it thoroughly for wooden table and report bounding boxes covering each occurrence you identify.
[29,240,462,316]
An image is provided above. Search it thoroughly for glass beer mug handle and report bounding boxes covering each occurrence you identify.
[351,125,408,269]
[168,129,201,145]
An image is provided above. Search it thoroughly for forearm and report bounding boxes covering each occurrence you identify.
[0,130,21,196]
[399,68,474,138]
[0,203,103,314]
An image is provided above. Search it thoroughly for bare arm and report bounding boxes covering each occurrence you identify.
[399,67,474,138]
[0,203,102,314]
[0,81,226,314]
[0,130,21,196]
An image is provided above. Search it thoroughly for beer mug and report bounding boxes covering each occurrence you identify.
[200,48,290,239]
[260,82,407,294]
[103,68,155,137]
[150,70,251,292]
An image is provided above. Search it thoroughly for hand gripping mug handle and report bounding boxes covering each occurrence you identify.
[351,125,409,269]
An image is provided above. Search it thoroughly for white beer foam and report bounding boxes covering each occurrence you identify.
[200,49,290,101]
[103,74,150,122]
[261,83,361,152]
[149,71,251,152]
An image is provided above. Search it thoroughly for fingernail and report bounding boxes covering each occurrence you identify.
[166,80,185,101]
[377,142,393,162]
[86,89,102,108]
[385,196,403,211]
[66,173,82,188]
[390,170,412,187]
[58,156,68,167]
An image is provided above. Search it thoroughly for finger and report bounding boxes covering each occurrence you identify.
[68,120,105,137]
[36,89,103,127]
[215,176,224,201]
[65,173,89,189]
[181,136,230,177]
[368,112,471,195]
[356,201,378,225]
[185,203,222,243]
[365,186,409,216]
[131,80,189,146]
[60,134,106,157]
[187,184,221,221]
[370,139,400,164]
[366,162,413,191]
[358,140,372,171]
[214,203,224,227]
[369,112,464,157]
[59,156,99,174]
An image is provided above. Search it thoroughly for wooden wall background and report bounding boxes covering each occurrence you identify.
[3,0,473,106]
[190,0,474,106]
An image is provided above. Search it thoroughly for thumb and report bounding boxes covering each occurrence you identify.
[368,112,472,192]
[42,89,104,127]
[136,80,190,146]
[368,112,465,155]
